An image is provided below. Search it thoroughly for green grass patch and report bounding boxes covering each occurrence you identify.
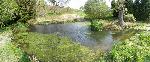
[0,43,30,62]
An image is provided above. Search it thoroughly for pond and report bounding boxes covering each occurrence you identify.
[30,22,137,51]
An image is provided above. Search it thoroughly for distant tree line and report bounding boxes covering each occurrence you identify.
[84,0,150,28]
[112,0,150,21]
[47,0,70,7]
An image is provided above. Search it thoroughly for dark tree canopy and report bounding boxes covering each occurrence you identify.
[125,0,134,14]
[133,0,150,21]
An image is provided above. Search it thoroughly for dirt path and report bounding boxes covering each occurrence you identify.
[0,32,12,47]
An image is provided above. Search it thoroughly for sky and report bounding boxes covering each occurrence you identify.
[45,0,112,9]
[68,0,112,9]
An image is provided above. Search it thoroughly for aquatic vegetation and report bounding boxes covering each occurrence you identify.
[91,19,104,31]
[13,32,103,62]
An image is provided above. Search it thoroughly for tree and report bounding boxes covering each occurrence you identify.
[36,0,47,17]
[15,0,36,23]
[118,0,126,28]
[111,0,119,18]
[125,0,134,14]
[133,0,150,21]
[84,0,111,19]
[47,0,70,7]
[48,0,57,6]
[0,0,18,27]
[0,0,37,27]
[111,0,126,28]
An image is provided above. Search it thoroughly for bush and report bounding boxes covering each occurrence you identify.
[84,0,112,19]
[15,0,36,22]
[0,0,18,27]
[91,19,103,31]
[124,14,136,22]
[107,32,150,62]
[12,22,29,34]
[0,0,36,28]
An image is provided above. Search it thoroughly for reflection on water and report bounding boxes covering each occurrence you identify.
[30,22,136,51]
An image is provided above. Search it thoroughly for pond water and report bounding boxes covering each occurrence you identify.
[30,22,137,51]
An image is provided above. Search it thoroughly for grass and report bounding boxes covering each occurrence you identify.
[0,43,30,62]
[0,22,30,62]
[31,9,87,25]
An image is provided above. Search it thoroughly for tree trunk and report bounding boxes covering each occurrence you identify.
[118,9,125,28]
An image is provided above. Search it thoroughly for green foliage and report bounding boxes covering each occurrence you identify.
[84,0,112,19]
[107,32,150,62]
[124,14,136,22]
[0,43,30,62]
[125,0,134,14]
[15,0,36,22]
[0,0,18,27]
[0,0,36,28]
[111,0,119,18]
[133,0,150,21]
[13,32,102,62]
[12,22,29,33]
[111,0,129,18]
[91,19,103,31]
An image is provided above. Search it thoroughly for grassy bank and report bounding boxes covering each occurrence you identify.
[0,43,30,62]
[0,31,30,62]
[90,19,150,31]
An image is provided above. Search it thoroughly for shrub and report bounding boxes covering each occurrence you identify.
[84,0,112,19]
[91,19,103,31]
[107,32,150,62]
[0,0,36,28]
[12,22,29,33]
[15,0,36,23]
[124,14,136,22]
[0,0,18,27]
